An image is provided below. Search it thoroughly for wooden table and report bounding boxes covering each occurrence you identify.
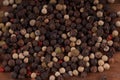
[0,0,120,80]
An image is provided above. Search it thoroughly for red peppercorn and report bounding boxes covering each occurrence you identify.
[59,60,63,64]
[38,41,42,46]
[0,67,4,72]
[107,35,113,41]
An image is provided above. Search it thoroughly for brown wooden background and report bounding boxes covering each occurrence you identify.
[0,0,120,80]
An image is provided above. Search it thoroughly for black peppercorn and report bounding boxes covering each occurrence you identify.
[11,72,17,79]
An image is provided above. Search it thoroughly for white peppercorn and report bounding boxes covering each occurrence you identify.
[29,19,36,26]
[97,11,103,17]
[43,5,48,9]
[102,55,108,62]
[63,4,67,10]
[98,59,104,66]
[25,33,30,38]
[117,11,120,17]
[93,0,99,4]
[20,29,26,35]
[103,46,109,52]
[64,14,69,20]
[107,40,113,46]
[70,37,77,42]
[40,56,45,62]
[78,66,84,72]
[115,21,120,27]
[92,6,97,11]
[68,52,72,57]
[76,39,81,45]
[9,0,14,4]
[3,0,9,6]
[64,56,70,62]
[68,71,73,76]
[83,56,89,62]
[12,53,18,59]
[90,53,95,59]
[98,20,104,26]
[31,72,37,79]
[103,63,110,70]
[24,57,29,63]
[70,47,76,51]
[6,22,12,27]
[19,53,25,59]
[41,8,47,14]
[56,4,63,11]
[102,39,107,43]
[112,30,119,37]
[48,62,53,68]
[55,71,60,77]
[72,70,79,76]
[51,52,56,57]
[86,62,90,67]
[49,75,55,80]
[61,33,67,39]
[12,4,17,8]
[33,53,37,57]
[23,51,29,56]
[9,29,14,34]
[98,66,104,72]
[0,23,4,29]
[78,54,83,59]
[52,57,58,62]
[80,7,84,12]
[42,46,47,52]
[95,42,101,48]
[97,36,102,43]
[4,12,9,17]
[59,67,66,74]
[35,36,39,41]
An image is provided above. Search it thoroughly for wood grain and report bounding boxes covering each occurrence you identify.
[0,0,120,80]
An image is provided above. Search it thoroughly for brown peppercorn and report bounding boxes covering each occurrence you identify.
[71,49,80,56]
[90,66,97,72]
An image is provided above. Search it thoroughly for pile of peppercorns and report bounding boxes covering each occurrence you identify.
[0,0,120,80]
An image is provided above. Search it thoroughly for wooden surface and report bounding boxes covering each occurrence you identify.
[0,0,120,80]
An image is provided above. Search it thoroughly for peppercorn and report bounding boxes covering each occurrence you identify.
[115,21,120,27]
[3,0,9,6]
[98,66,104,72]
[19,68,27,75]
[8,59,15,67]
[49,75,56,80]
[41,8,47,14]
[112,30,119,37]
[97,11,103,17]
[71,49,79,56]
[90,65,97,72]
[31,72,37,79]
[103,63,110,70]
[78,66,84,72]
[55,71,61,77]
[4,66,11,72]
[98,59,104,66]
[95,52,103,59]
[12,53,18,59]
[59,67,66,74]
[72,70,79,76]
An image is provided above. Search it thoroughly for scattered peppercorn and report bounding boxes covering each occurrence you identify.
[1,0,120,80]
